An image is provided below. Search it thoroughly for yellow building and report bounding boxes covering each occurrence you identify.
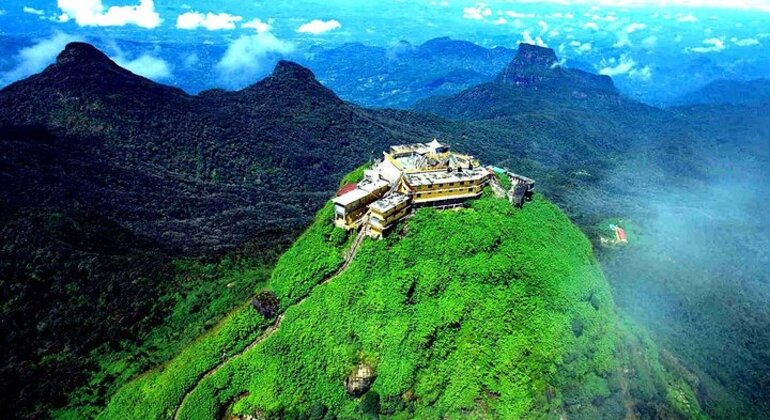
[368,193,411,238]
[332,178,390,229]
[332,140,497,237]
[401,167,490,207]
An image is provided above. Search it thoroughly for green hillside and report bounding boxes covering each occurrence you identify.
[98,188,703,419]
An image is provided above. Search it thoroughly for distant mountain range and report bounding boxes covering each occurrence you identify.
[299,37,517,108]
[673,78,770,106]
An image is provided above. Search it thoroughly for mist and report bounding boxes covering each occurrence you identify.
[589,110,770,413]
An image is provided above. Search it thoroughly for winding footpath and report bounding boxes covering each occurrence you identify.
[173,226,368,419]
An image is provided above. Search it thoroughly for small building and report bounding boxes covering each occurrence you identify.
[368,193,412,238]
[336,183,358,196]
[615,226,628,243]
[332,178,390,229]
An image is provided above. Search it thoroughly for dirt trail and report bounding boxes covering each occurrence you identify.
[173,226,368,419]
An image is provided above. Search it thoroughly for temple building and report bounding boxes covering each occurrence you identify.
[332,140,532,238]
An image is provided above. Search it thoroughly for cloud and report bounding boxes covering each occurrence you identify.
[23,6,45,16]
[570,40,593,54]
[242,18,272,33]
[216,32,294,87]
[176,11,242,30]
[1,32,82,86]
[56,0,161,28]
[506,11,536,19]
[677,14,698,22]
[688,37,726,53]
[642,35,658,49]
[494,17,507,25]
[520,31,548,47]
[598,55,652,80]
[582,22,600,31]
[625,23,647,33]
[296,19,341,34]
[463,3,493,20]
[731,37,760,46]
[546,12,574,19]
[114,54,172,80]
[614,22,648,48]
[506,0,770,12]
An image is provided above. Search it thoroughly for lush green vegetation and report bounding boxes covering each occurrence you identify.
[96,202,352,419]
[52,256,273,419]
[98,191,700,419]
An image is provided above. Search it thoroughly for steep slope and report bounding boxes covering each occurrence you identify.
[102,191,704,419]
[416,44,770,419]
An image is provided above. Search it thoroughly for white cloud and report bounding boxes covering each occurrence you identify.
[114,54,172,80]
[56,0,161,28]
[598,54,651,81]
[464,3,493,20]
[582,21,600,31]
[183,53,199,68]
[1,32,83,86]
[506,10,536,19]
[625,22,647,33]
[494,17,507,25]
[613,22,648,48]
[642,35,658,48]
[546,12,573,19]
[216,32,294,87]
[569,40,593,54]
[677,14,698,22]
[23,6,45,16]
[242,18,272,33]
[176,11,242,30]
[296,19,341,34]
[688,37,726,53]
[538,20,549,32]
[520,30,548,47]
[731,37,760,46]
[505,0,770,12]
[632,66,652,81]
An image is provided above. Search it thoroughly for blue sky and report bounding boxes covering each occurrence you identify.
[1,1,769,100]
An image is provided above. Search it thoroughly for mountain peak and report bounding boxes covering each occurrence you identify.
[239,60,341,103]
[271,60,318,84]
[496,43,559,85]
[56,42,114,67]
[514,43,558,67]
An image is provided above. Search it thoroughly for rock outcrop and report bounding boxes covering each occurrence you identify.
[344,362,376,397]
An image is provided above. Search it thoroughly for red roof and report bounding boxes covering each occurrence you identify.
[336,183,358,196]
[615,227,627,242]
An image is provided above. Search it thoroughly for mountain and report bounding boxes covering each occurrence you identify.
[496,43,615,93]
[3,41,769,420]
[101,189,705,419]
[414,43,690,182]
[417,44,770,419]
[673,78,770,106]
[0,42,511,418]
[299,37,517,108]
